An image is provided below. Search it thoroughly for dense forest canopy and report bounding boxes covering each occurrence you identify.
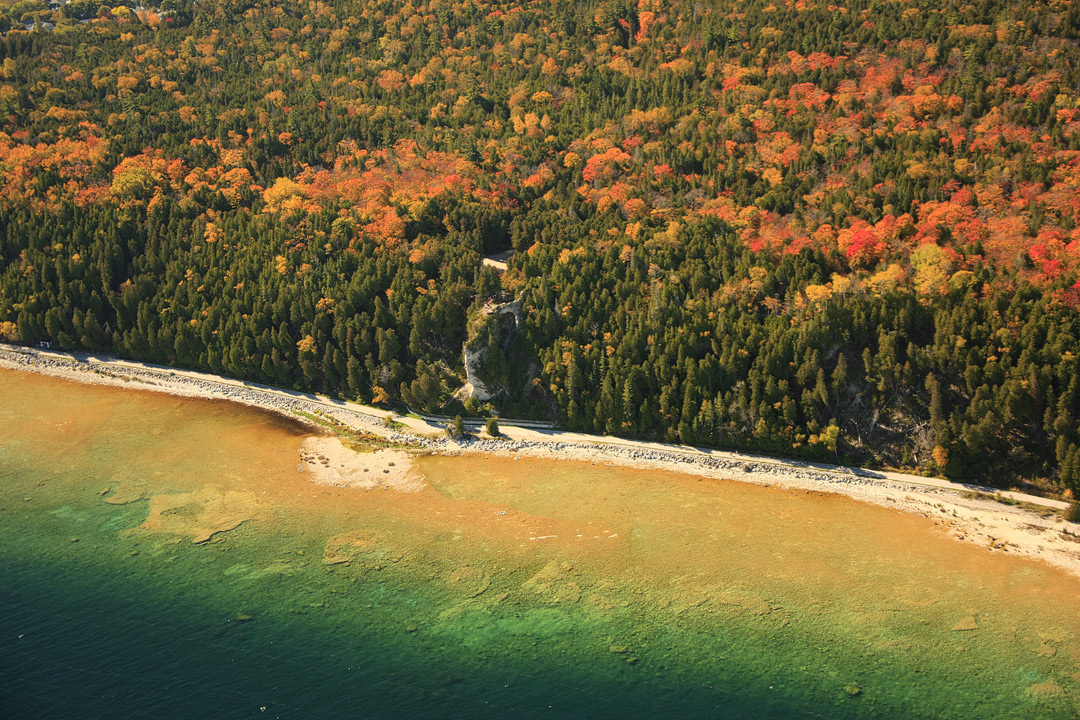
[2,0,1080,493]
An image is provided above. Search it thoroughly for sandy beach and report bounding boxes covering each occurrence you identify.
[300,437,425,493]
[2,343,1078,578]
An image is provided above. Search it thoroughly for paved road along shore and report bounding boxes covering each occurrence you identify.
[0,343,1067,512]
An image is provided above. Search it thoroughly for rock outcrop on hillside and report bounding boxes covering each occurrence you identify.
[460,292,526,402]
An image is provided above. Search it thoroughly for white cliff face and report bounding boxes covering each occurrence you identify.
[461,341,493,401]
[459,294,525,402]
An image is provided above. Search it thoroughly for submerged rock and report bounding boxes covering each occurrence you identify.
[101,481,149,505]
[587,594,615,611]
[951,616,979,632]
[323,529,384,566]
[129,485,261,543]
[447,565,491,598]
[522,561,584,604]
[1026,682,1064,698]
[713,591,772,617]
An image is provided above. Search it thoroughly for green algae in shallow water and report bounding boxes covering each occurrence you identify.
[0,368,1079,719]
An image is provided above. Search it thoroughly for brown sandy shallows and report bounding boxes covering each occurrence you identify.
[461,442,1080,579]
[4,362,1080,693]
[2,346,1079,579]
[407,450,1080,684]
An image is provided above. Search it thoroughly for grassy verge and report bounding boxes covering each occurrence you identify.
[291,409,401,451]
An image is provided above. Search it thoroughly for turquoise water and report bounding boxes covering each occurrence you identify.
[0,495,799,719]
[1,370,1078,718]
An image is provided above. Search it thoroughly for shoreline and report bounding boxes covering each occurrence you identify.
[2,343,1079,578]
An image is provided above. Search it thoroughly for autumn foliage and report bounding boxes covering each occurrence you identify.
[2,0,1080,490]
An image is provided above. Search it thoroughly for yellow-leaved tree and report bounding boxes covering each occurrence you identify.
[911,244,953,297]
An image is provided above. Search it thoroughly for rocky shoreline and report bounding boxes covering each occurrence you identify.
[0,345,914,493]
[0,345,883,489]
[3,344,1079,578]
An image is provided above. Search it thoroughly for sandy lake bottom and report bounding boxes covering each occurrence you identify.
[1,368,1078,719]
